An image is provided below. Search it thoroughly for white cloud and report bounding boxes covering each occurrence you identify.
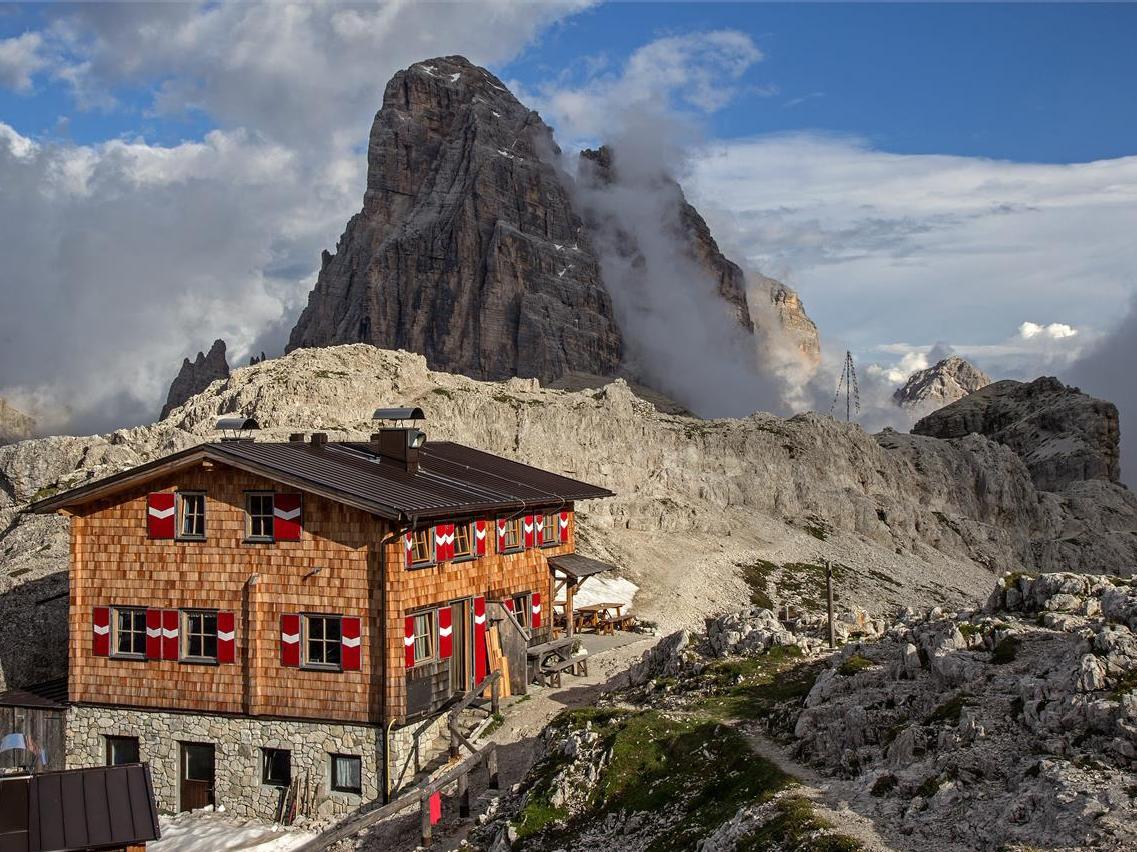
[1019,321,1077,340]
[0,31,47,92]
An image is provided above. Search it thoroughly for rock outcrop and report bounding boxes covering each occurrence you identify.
[160,339,230,419]
[893,355,990,412]
[287,56,623,383]
[286,55,818,394]
[0,398,34,445]
[912,376,1120,491]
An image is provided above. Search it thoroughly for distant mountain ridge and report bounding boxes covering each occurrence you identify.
[0,397,34,445]
[894,355,991,411]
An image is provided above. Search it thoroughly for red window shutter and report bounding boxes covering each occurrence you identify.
[434,524,454,562]
[145,609,163,659]
[532,593,542,629]
[535,516,545,547]
[559,511,570,543]
[280,614,300,667]
[404,532,414,568]
[474,520,488,556]
[273,494,302,541]
[341,616,361,671]
[161,610,179,661]
[473,597,487,682]
[92,607,110,657]
[217,611,236,664]
[523,515,535,548]
[146,493,176,539]
[439,606,453,659]
[404,615,416,668]
[504,598,514,614]
[496,519,508,553]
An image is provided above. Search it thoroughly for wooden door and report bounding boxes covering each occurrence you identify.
[179,742,215,811]
[449,600,470,696]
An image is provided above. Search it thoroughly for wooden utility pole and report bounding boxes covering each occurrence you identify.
[826,559,836,649]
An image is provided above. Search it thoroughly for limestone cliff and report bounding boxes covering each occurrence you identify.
[894,356,991,412]
[160,339,230,419]
[0,397,34,445]
[912,376,1120,492]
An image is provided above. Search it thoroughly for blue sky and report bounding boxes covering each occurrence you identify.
[0,1,1135,438]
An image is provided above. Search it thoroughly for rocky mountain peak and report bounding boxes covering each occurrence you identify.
[286,56,818,400]
[0,397,35,445]
[160,338,230,419]
[894,355,992,411]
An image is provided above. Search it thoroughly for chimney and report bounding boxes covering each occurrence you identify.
[310,432,328,447]
[371,428,425,474]
[289,433,305,443]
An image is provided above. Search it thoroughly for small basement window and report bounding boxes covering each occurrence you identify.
[105,735,140,766]
[112,607,146,658]
[304,614,342,669]
[409,529,434,565]
[262,748,291,787]
[413,611,435,663]
[331,753,362,794]
[540,514,558,546]
[182,610,218,662]
[177,492,206,540]
[499,517,523,553]
[246,492,274,541]
[452,522,474,560]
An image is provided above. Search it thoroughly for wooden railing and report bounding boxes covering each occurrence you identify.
[448,669,501,760]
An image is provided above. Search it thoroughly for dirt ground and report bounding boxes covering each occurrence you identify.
[338,631,658,851]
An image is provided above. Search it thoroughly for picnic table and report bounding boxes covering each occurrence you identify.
[574,602,633,635]
[526,636,586,686]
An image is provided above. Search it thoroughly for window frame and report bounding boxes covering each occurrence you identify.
[412,609,436,665]
[451,521,476,562]
[499,517,523,554]
[330,753,363,794]
[539,513,558,548]
[110,606,147,659]
[175,491,207,541]
[245,491,275,542]
[261,747,292,788]
[511,593,531,628]
[302,613,343,671]
[180,609,219,663]
[105,735,140,766]
[409,528,434,567]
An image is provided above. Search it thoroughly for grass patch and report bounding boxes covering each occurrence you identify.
[430,387,454,399]
[1110,670,1137,700]
[915,775,942,799]
[802,517,832,541]
[957,623,982,638]
[738,559,778,610]
[738,795,863,851]
[837,654,875,677]
[991,637,1021,665]
[694,646,822,722]
[30,484,60,502]
[515,797,567,839]
[926,693,973,725]
[313,369,349,379]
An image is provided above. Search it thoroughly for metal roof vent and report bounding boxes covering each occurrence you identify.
[216,416,259,442]
[372,407,425,426]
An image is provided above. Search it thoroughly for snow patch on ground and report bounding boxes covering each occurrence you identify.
[150,811,316,852]
[573,575,638,611]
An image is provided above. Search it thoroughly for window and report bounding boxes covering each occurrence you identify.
[182,610,218,661]
[105,736,139,766]
[409,528,434,565]
[500,517,522,553]
[112,607,146,658]
[511,593,531,628]
[262,748,291,787]
[331,754,362,794]
[246,492,274,541]
[540,514,558,546]
[413,611,435,663]
[177,492,206,540]
[452,522,474,560]
[303,615,342,669]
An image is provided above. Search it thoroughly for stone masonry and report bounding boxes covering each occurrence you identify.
[67,705,449,819]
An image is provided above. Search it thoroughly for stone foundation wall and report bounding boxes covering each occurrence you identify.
[66,705,450,820]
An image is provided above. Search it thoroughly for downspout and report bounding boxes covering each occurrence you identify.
[383,514,416,803]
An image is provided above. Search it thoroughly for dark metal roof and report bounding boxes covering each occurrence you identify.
[548,553,618,580]
[0,679,67,710]
[31,439,614,523]
[0,764,160,851]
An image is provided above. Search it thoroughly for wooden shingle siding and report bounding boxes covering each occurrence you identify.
[69,463,383,724]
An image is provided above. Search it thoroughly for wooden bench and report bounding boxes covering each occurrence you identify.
[539,655,589,687]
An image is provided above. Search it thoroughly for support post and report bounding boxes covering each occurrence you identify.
[487,744,500,790]
[420,792,432,847]
[458,771,470,818]
[826,559,835,650]
[491,673,500,716]
[449,718,459,760]
[566,580,575,637]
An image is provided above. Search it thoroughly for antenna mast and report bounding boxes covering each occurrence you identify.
[830,350,861,422]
